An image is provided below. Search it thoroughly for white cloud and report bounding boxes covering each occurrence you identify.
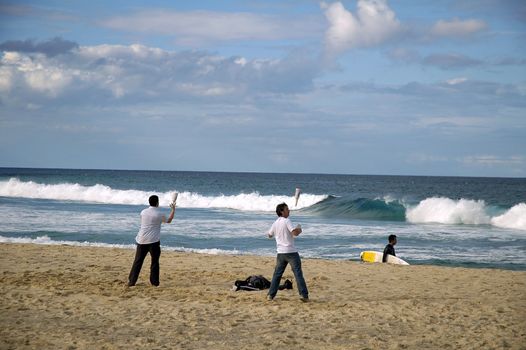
[446,77,468,85]
[177,83,238,97]
[431,18,487,38]
[0,67,14,92]
[202,114,254,126]
[78,43,166,60]
[25,69,72,97]
[412,116,489,129]
[0,44,319,105]
[1,51,73,97]
[234,57,247,66]
[407,153,448,164]
[100,10,319,46]
[322,0,402,55]
[460,155,526,166]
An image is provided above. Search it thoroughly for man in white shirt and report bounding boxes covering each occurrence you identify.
[128,195,175,287]
[267,202,309,301]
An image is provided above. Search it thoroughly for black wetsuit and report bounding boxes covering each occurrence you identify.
[382,243,396,263]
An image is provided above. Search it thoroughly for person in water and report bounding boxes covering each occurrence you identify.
[382,234,397,263]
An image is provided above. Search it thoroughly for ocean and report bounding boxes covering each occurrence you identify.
[1,168,525,270]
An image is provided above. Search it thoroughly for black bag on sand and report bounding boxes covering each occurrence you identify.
[233,275,293,291]
[234,275,270,291]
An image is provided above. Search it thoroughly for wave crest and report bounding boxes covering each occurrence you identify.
[304,196,407,221]
[1,178,524,230]
[491,203,526,230]
[0,178,326,211]
[406,197,526,231]
[406,197,491,225]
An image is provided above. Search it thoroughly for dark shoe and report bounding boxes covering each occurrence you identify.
[278,279,293,290]
[300,296,309,302]
[284,279,293,289]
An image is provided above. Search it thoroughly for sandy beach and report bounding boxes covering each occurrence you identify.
[1,243,525,349]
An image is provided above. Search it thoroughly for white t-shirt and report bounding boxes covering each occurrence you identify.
[268,216,297,254]
[135,206,166,244]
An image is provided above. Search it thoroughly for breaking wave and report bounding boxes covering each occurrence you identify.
[303,196,407,221]
[1,178,524,231]
[305,195,526,231]
[0,178,326,212]
[406,197,526,231]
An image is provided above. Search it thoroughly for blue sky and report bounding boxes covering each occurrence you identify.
[1,0,525,177]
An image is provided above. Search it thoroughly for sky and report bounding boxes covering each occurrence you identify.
[0,0,525,177]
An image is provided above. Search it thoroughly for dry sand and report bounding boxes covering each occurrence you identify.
[1,243,525,349]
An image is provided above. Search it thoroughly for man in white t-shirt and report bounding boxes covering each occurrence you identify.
[127,195,175,287]
[267,202,309,301]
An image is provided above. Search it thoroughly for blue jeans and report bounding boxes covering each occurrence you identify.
[268,252,308,299]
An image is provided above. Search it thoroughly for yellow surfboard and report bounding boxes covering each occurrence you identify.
[360,251,409,265]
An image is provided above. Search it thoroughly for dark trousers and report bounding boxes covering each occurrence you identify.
[128,241,161,286]
[268,252,309,299]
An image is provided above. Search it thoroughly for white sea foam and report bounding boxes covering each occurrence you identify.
[491,203,526,231]
[406,197,526,231]
[378,195,397,204]
[406,197,491,225]
[162,246,243,255]
[0,178,327,211]
[0,235,248,256]
[0,234,134,249]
